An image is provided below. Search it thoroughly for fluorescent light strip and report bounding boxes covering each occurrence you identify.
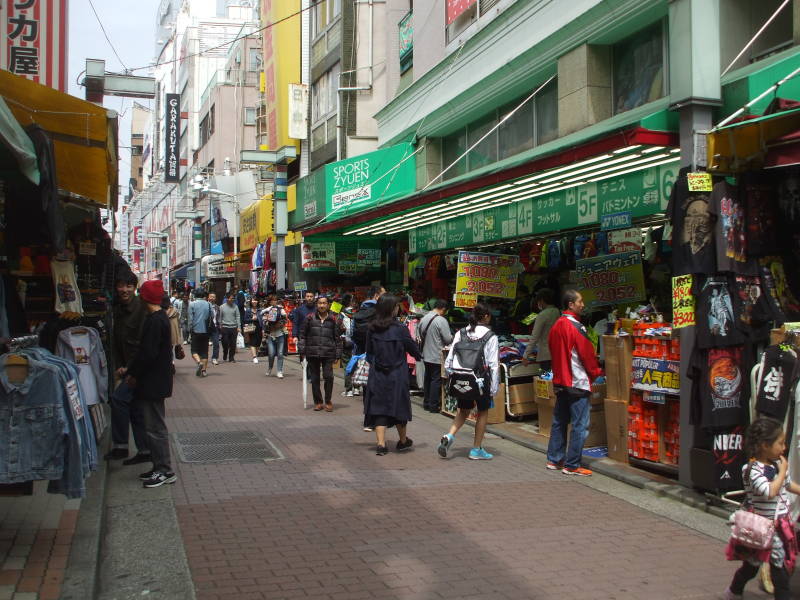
[560,152,671,184]
[511,153,614,185]
[612,144,641,154]
[537,149,663,185]
[585,156,679,183]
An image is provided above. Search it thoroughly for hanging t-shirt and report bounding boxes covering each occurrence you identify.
[761,256,800,321]
[755,344,800,421]
[742,177,778,257]
[668,168,715,275]
[695,277,746,349]
[51,259,83,315]
[730,275,772,342]
[689,346,750,429]
[712,426,747,491]
[708,180,758,275]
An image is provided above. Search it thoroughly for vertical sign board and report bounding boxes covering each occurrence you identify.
[164,94,180,183]
[1,0,69,92]
[288,83,308,140]
[118,206,129,253]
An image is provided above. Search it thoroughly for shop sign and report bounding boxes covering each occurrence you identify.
[357,248,381,268]
[288,83,308,140]
[293,281,307,291]
[409,162,678,252]
[193,225,202,240]
[301,242,336,271]
[2,0,68,91]
[324,143,416,219]
[631,357,680,394]
[455,251,519,300]
[164,94,181,183]
[454,291,477,309]
[205,256,227,279]
[398,11,413,72]
[293,168,323,225]
[607,228,642,254]
[119,208,129,252]
[575,251,646,308]
[600,211,632,231]
[672,274,695,329]
[338,260,363,275]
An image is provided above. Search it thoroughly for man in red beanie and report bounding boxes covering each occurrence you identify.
[126,279,177,488]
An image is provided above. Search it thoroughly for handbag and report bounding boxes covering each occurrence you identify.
[174,344,185,360]
[352,357,370,386]
[730,463,782,550]
[243,324,256,334]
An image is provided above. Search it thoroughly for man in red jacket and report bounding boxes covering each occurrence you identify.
[546,289,603,476]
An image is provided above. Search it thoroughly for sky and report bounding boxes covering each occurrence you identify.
[67,0,162,205]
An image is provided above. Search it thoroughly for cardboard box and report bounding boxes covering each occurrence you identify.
[537,395,555,436]
[604,397,629,463]
[509,383,535,404]
[590,383,606,405]
[535,396,604,445]
[603,335,633,401]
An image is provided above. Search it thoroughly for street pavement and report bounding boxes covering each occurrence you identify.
[100,354,786,600]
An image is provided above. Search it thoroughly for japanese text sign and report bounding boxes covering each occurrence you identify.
[2,0,68,91]
[687,172,712,192]
[631,357,680,394]
[301,242,336,272]
[454,292,477,309]
[672,274,695,328]
[455,251,519,300]
[164,94,181,183]
[575,251,646,309]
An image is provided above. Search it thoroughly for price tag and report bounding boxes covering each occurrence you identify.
[66,379,84,420]
[644,391,666,405]
[686,172,712,192]
[454,292,477,309]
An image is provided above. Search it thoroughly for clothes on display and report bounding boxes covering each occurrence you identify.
[694,276,747,349]
[709,180,758,275]
[55,326,108,406]
[689,344,752,430]
[668,167,716,276]
[50,259,82,315]
[755,344,800,421]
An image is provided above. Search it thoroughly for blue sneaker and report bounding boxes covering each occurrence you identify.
[437,434,454,458]
[469,447,493,460]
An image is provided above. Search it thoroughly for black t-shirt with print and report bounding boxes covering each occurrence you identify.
[742,175,779,257]
[708,180,758,275]
[730,275,772,342]
[755,345,800,421]
[668,167,715,276]
[695,276,746,349]
[688,346,750,430]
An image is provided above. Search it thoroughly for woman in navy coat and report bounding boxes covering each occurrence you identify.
[364,294,422,455]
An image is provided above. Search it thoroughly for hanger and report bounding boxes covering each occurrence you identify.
[6,354,28,366]
[70,327,89,335]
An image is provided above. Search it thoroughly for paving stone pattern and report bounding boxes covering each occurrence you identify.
[168,359,770,600]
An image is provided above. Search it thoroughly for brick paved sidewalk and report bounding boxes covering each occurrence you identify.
[166,357,774,600]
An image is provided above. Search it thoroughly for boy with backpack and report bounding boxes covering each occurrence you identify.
[437,303,499,460]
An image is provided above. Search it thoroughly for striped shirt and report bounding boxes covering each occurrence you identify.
[743,460,791,518]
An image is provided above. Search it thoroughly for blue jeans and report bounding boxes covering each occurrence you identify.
[210,330,220,360]
[265,334,285,372]
[110,381,150,454]
[546,389,590,469]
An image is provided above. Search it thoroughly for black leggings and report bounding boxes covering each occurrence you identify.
[730,561,790,600]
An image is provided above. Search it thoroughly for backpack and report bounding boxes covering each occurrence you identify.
[351,304,376,350]
[446,328,495,403]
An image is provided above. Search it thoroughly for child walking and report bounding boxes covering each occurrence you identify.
[724,417,799,600]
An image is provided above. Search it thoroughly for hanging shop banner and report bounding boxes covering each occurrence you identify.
[607,228,642,254]
[600,211,632,231]
[209,199,226,255]
[455,251,519,300]
[446,0,476,24]
[164,94,181,183]
[575,251,646,309]
[119,207,129,252]
[631,357,680,394]
[288,83,309,140]
[1,0,68,91]
[672,274,696,329]
[325,143,417,219]
[301,242,336,272]
[409,162,678,253]
[239,199,273,252]
[357,248,381,268]
[204,255,227,279]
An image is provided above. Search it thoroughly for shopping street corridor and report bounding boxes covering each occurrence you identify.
[98,357,784,600]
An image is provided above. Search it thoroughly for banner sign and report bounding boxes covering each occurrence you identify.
[575,251,646,308]
[454,291,477,309]
[301,242,336,271]
[293,281,307,291]
[119,207,129,252]
[600,211,632,231]
[607,227,642,254]
[357,248,381,268]
[455,251,519,300]
[631,357,680,394]
[672,274,695,328]
[288,83,308,140]
[2,0,68,91]
[164,93,181,182]
[446,0,476,25]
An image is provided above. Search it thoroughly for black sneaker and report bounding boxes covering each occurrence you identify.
[142,471,177,488]
[376,445,388,456]
[138,469,156,481]
[396,438,414,452]
[104,448,128,461]
[122,453,152,466]
[195,364,203,377]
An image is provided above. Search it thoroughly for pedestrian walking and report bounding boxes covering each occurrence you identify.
[298,295,341,412]
[207,292,221,365]
[363,294,422,455]
[188,289,212,377]
[437,303,499,461]
[106,262,151,465]
[125,279,177,488]
[351,285,385,354]
[546,289,603,476]
[522,288,560,370]
[243,297,262,364]
[262,294,288,378]
[723,417,799,600]
[291,290,316,349]
[337,294,357,397]
[180,292,191,344]
[417,299,453,413]
[219,293,242,362]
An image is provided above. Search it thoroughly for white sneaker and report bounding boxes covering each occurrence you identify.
[212,359,218,365]
[277,372,284,379]
[253,357,259,364]
[346,390,354,397]
[182,341,188,345]
[353,388,361,396]
[265,369,272,377]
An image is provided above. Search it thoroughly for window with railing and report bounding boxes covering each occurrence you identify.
[440,78,557,181]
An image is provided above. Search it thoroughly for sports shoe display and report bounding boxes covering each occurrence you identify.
[142,471,177,488]
[396,438,413,452]
[562,466,592,476]
[437,434,454,458]
[468,447,493,460]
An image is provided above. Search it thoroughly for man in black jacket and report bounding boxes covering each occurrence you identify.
[299,296,342,412]
[126,279,176,488]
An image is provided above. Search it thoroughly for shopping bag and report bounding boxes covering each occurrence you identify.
[352,357,370,386]
[236,332,246,349]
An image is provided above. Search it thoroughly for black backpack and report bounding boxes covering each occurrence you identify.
[351,304,376,350]
[446,328,495,402]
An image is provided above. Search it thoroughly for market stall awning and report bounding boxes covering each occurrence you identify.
[0,97,39,185]
[707,107,800,173]
[0,70,118,208]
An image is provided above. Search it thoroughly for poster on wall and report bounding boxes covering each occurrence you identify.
[575,251,646,309]
[301,242,336,271]
[455,251,519,300]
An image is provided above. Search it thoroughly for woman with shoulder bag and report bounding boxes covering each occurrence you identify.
[261,294,288,378]
[243,297,263,364]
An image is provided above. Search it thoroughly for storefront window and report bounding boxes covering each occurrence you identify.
[535,79,558,144]
[613,21,665,115]
[311,63,340,124]
[498,97,533,160]
[467,113,498,170]
[442,128,468,180]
